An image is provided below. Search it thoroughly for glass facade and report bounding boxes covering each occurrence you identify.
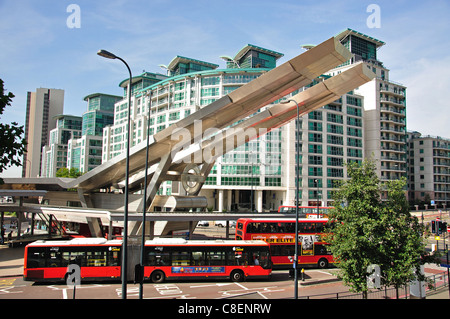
[332,28,407,201]
[41,115,82,177]
[343,35,377,61]
[100,42,369,210]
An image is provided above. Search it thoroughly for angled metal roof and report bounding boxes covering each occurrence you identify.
[71,36,352,191]
[335,28,385,48]
[233,44,284,62]
[167,55,219,72]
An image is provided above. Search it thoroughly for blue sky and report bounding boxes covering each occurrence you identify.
[1,0,450,177]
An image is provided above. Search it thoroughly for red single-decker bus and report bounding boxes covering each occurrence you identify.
[24,238,272,283]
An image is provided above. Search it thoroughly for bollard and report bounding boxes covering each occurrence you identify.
[301,268,305,281]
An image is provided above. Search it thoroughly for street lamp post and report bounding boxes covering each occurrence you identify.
[97,49,132,299]
[314,179,320,218]
[139,91,152,299]
[281,98,300,299]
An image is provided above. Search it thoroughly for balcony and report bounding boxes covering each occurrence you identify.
[380,105,406,115]
[379,86,406,98]
[380,97,406,107]
[381,135,406,144]
[380,125,406,134]
[380,115,406,124]
[381,145,406,153]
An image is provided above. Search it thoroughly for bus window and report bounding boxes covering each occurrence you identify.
[251,250,270,268]
[107,249,120,266]
[62,250,85,267]
[86,251,106,267]
[48,249,63,267]
[246,223,257,233]
[233,251,248,266]
[285,223,295,233]
[270,245,295,257]
[146,248,170,266]
[191,251,204,266]
[172,251,190,266]
[206,251,226,266]
[26,247,46,268]
[314,244,331,256]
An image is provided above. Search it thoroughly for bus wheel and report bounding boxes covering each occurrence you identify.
[317,258,328,269]
[150,270,165,283]
[230,270,245,282]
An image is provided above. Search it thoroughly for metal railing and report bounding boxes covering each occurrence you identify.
[299,271,449,299]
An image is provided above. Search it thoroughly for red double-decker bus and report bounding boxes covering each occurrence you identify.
[235,218,333,269]
[24,238,272,283]
[277,205,332,218]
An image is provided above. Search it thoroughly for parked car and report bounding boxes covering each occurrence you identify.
[215,220,236,228]
[197,221,209,227]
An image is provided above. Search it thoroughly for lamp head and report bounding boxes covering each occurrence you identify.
[97,49,117,59]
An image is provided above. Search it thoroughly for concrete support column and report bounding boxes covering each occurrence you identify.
[149,221,155,240]
[108,219,113,240]
[256,190,263,212]
[218,190,224,212]
[86,217,103,237]
[227,190,232,212]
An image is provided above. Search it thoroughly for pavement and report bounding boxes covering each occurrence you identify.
[0,244,24,277]
[1,243,448,299]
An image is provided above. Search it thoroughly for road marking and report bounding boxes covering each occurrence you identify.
[0,278,17,287]
[155,284,182,295]
[48,284,110,290]
[257,291,269,299]
[0,279,24,295]
[149,294,194,299]
[234,282,248,290]
[218,284,284,298]
[0,286,24,295]
[189,283,232,289]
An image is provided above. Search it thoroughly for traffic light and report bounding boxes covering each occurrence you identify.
[439,221,447,233]
[432,220,448,235]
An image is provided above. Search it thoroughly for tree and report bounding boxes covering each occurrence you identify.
[325,160,384,298]
[325,159,433,298]
[379,178,431,298]
[0,79,26,184]
[56,167,82,178]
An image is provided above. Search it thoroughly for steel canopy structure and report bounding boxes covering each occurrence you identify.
[1,36,375,238]
[69,37,351,192]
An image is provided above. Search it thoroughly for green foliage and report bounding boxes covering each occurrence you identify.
[0,79,26,184]
[379,178,432,294]
[56,167,82,178]
[325,159,432,297]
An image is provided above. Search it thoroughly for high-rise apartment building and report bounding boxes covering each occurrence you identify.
[286,84,365,207]
[23,88,64,177]
[66,93,121,174]
[407,131,450,208]
[100,42,369,210]
[81,93,121,136]
[41,114,82,177]
[329,29,407,194]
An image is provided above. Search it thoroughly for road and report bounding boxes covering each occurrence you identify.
[1,216,449,301]
[0,269,348,299]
